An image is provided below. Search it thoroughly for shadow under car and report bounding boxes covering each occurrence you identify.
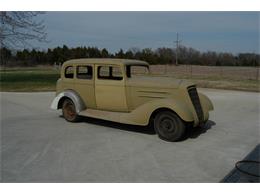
[60,115,216,140]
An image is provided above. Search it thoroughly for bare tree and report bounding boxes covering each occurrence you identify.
[0,11,47,49]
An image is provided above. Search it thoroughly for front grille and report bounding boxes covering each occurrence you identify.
[187,86,204,123]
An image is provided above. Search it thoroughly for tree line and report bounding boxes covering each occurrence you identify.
[0,45,259,67]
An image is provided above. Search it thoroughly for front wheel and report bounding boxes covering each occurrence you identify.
[62,99,81,122]
[154,111,186,142]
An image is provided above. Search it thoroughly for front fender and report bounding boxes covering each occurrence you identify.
[121,98,195,126]
[50,89,86,114]
[198,92,214,111]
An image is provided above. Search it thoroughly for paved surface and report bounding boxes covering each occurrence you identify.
[0,89,259,182]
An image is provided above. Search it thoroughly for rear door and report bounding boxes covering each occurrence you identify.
[95,64,128,112]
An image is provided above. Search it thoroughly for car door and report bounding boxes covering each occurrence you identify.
[95,64,128,112]
[74,64,96,109]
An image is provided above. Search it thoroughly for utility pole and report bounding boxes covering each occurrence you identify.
[0,12,4,68]
[174,33,181,65]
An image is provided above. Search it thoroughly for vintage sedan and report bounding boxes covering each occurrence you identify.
[51,58,213,141]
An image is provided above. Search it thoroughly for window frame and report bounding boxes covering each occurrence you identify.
[97,65,124,81]
[76,65,93,80]
[64,66,74,79]
[126,64,150,78]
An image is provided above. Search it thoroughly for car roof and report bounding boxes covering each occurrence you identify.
[63,58,149,66]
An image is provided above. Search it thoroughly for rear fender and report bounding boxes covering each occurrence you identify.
[50,90,86,113]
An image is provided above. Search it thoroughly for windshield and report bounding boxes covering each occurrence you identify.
[126,65,150,78]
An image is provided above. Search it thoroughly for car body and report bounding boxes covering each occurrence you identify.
[51,58,214,141]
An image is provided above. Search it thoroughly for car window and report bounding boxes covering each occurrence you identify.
[112,66,123,77]
[98,66,110,77]
[98,66,123,80]
[76,65,93,79]
[65,66,74,79]
[126,65,150,78]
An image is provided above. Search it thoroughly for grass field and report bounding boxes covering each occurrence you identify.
[0,65,259,92]
[0,67,60,92]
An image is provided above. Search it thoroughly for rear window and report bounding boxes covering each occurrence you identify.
[65,66,74,78]
[76,65,93,79]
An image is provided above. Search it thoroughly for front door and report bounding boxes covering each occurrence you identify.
[95,65,128,112]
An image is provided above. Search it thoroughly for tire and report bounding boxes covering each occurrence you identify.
[62,99,81,122]
[154,111,186,142]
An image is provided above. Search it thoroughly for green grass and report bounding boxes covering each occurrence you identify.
[0,66,259,92]
[0,67,60,92]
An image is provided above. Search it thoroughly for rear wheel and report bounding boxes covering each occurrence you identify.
[154,111,186,142]
[62,99,80,122]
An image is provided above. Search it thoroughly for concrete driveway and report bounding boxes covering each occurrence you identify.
[0,89,259,182]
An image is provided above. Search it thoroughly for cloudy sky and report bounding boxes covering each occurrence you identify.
[36,12,259,54]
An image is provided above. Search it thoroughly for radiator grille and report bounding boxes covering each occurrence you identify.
[187,86,204,123]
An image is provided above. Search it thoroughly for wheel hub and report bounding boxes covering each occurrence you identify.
[160,118,174,132]
[64,102,76,120]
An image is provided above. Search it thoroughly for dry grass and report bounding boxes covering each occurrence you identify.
[150,65,260,80]
[149,65,260,92]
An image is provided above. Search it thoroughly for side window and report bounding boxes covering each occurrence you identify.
[98,66,110,78]
[76,65,93,79]
[112,66,123,78]
[98,66,123,80]
[65,66,74,79]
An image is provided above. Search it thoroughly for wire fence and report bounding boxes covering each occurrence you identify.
[149,65,260,80]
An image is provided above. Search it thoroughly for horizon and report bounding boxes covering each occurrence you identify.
[11,44,260,56]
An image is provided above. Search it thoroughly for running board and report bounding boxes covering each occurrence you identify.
[79,109,141,125]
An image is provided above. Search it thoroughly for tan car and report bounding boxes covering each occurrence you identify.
[51,58,213,141]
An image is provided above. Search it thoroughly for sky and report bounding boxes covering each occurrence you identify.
[35,12,259,54]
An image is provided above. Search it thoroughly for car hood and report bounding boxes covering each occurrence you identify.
[126,76,194,89]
